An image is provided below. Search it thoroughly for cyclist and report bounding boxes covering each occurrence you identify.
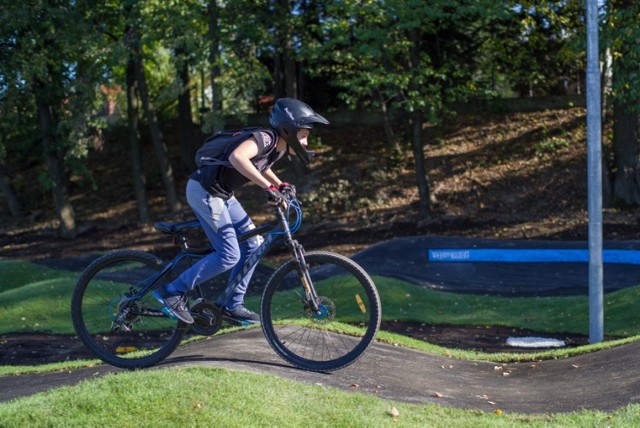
[153,98,329,324]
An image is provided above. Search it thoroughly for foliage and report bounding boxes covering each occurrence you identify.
[308,0,502,118]
[0,1,107,200]
[3,0,639,224]
[490,1,586,97]
[606,0,640,113]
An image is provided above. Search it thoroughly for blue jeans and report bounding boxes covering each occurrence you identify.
[166,179,261,309]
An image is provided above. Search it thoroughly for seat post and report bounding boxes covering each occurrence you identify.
[175,233,190,250]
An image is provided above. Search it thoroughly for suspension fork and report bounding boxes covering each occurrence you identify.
[275,206,322,313]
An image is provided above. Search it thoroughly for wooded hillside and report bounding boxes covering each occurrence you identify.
[1,1,639,241]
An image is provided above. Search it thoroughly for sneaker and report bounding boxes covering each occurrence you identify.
[152,290,194,324]
[223,305,260,324]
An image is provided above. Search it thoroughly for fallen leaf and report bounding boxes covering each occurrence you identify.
[388,407,400,417]
[432,392,443,398]
[351,383,360,389]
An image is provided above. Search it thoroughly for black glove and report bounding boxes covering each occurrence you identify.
[264,185,284,205]
[278,182,296,201]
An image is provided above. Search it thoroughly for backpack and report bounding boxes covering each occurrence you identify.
[195,127,263,168]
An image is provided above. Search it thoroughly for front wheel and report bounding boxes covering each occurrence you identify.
[71,250,186,369]
[261,251,381,371]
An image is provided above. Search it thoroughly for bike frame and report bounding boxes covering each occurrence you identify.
[132,200,320,313]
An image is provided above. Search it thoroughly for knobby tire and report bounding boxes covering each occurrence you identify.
[71,250,186,369]
[260,251,381,372]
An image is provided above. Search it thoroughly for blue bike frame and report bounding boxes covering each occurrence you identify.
[133,204,297,311]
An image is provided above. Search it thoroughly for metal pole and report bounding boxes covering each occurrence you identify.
[586,0,603,343]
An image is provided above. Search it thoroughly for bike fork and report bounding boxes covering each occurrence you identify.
[291,241,322,313]
[275,206,322,313]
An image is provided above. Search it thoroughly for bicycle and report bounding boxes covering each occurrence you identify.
[71,197,381,372]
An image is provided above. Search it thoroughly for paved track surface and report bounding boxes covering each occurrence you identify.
[1,329,639,414]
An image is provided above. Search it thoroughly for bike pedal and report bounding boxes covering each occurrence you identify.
[223,316,258,327]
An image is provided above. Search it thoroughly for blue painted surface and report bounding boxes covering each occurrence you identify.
[428,249,640,265]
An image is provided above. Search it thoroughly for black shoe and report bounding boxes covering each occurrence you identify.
[223,305,260,325]
[152,290,194,324]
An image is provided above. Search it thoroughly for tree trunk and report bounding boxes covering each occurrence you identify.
[207,0,223,132]
[612,103,640,205]
[35,84,77,238]
[132,43,181,213]
[0,157,22,218]
[610,0,640,206]
[274,51,284,99]
[176,48,195,172]
[275,0,296,98]
[126,57,150,224]
[410,112,432,220]
[283,39,296,98]
[376,91,402,158]
[407,29,432,220]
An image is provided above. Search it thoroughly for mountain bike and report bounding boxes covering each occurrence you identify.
[71,197,381,372]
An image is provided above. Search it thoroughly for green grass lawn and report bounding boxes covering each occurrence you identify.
[2,259,640,425]
[3,259,639,337]
[1,366,639,427]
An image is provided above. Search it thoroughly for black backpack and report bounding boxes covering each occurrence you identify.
[195,127,263,168]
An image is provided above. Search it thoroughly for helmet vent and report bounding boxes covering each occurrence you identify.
[284,107,295,121]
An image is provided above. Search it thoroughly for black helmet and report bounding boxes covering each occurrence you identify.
[269,98,329,164]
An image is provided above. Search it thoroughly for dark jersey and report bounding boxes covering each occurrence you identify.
[190,127,281,199]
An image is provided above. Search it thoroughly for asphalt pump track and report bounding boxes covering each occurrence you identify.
[1,328,639,414]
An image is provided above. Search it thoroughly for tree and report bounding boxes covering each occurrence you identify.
[126,0,181,214]
[143,0,208,172]
[126,55,151,223]
[311,0,501,220]
[490,1,586,97]
[0,151,22,219]
[607,0,640,205]
[207,0,224,132]
[0,1,105,237]
[0,88,35,220]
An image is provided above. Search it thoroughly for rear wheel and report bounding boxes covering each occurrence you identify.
[71,250,186,369]
[261,251,381,371]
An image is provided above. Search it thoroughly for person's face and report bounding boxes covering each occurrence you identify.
[292,128,310,153]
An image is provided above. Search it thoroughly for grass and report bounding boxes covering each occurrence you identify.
[2,367,640,427]
[2,261,640,338]
[2,260,640,424]
[374,276,640,337]
[0,260,78,334]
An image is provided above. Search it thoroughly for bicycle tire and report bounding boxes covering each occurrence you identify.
[260,251,381,372]
[71,250,186,369]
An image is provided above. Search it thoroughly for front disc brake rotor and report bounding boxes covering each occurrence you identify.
[306,296,336,325]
